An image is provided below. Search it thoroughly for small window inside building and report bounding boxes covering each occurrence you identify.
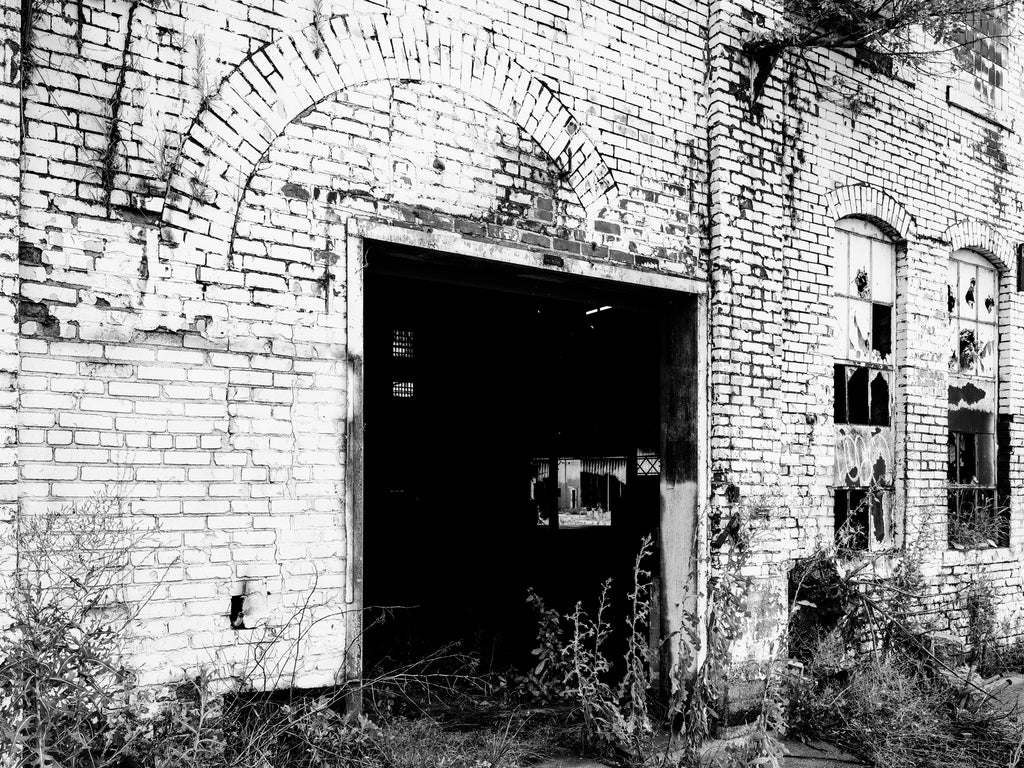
[392,329,415,358]
[952,10,1009,112]
[390,328,415,400]
[947,250,1007,548]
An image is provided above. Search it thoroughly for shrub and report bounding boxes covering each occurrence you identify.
[0,494,155,768]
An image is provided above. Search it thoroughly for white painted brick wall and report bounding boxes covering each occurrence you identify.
[2,0,1023,690]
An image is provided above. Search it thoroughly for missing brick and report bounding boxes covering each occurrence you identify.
[229,594,245,630]
[18,299,60,338]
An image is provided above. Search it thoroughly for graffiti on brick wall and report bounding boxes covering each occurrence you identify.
[835,425,893,487]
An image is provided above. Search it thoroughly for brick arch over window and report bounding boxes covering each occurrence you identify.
[943,221,1014,273]
[825,185,916,243]
[160,14,616,258]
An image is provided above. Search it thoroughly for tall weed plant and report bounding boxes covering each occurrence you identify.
[0,493,157,768]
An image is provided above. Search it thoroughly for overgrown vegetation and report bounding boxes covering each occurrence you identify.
[0,491,565,768]
[0,493,156,767]
[786,515,1022,768]
[4,491,1023,768]
[744,0,1021,101]
[519,537,658,760]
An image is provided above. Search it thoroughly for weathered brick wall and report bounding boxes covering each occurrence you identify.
[6,0,1024,689]
[0,0,20,613]
[11,0,709,687]
[722,7,1024,660]
[698,0,1024,671]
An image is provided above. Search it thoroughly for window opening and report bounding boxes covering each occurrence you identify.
[831,218,896,548]
[390,327,415,399]
[947,249,1006,548]
[952,10,1009,112]
[392,381,415,398]
[392,329,415,358]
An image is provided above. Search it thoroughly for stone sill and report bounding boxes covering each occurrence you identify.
[940,544,1017,568]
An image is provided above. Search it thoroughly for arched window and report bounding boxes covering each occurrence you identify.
[947,249,1006,548]
[832,218,896,549]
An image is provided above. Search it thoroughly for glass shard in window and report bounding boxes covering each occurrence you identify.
[847,301,871,360]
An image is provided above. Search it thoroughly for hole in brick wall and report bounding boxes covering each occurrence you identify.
[788,557,852,666]
[229,595,245,630]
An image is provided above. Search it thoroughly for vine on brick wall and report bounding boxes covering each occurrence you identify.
[97,0,142,214]
[18,0,56,139]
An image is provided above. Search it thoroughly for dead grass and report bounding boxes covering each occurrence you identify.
[790,649,1020,768]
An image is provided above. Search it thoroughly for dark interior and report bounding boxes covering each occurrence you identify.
[362,245,672,674]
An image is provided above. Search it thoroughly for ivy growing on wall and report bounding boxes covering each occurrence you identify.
[744,0,1020,101]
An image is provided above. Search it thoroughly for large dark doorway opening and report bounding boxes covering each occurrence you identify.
[361,244,693,678]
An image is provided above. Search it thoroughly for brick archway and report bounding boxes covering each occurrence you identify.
[825,184,916,242]
[160,14,616,261]
[943,220,1015,273]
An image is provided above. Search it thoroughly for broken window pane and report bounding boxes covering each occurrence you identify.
[834,489,869,550]
[833,364,847,423]
[975,323,997,376]
[948,487,1006,549]
[833,219,894,365]
[869,370,890,427]
[846,366,869,424]
[835,487,891,549]
[834,365,888,427]
[847,233,871,298]
[847,300,871,360]
[948,428,1003,548]
[871,303,891,360]
[977,433,996,486]
[979,267,997,319]
[950,250,999,377]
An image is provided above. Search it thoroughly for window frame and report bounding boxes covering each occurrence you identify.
[946,248,1007,550]
[831,217,898,550]
[947,9,1011,125]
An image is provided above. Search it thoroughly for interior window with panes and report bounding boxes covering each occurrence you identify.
[831,218,896,549]
[947,250,1006,548]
